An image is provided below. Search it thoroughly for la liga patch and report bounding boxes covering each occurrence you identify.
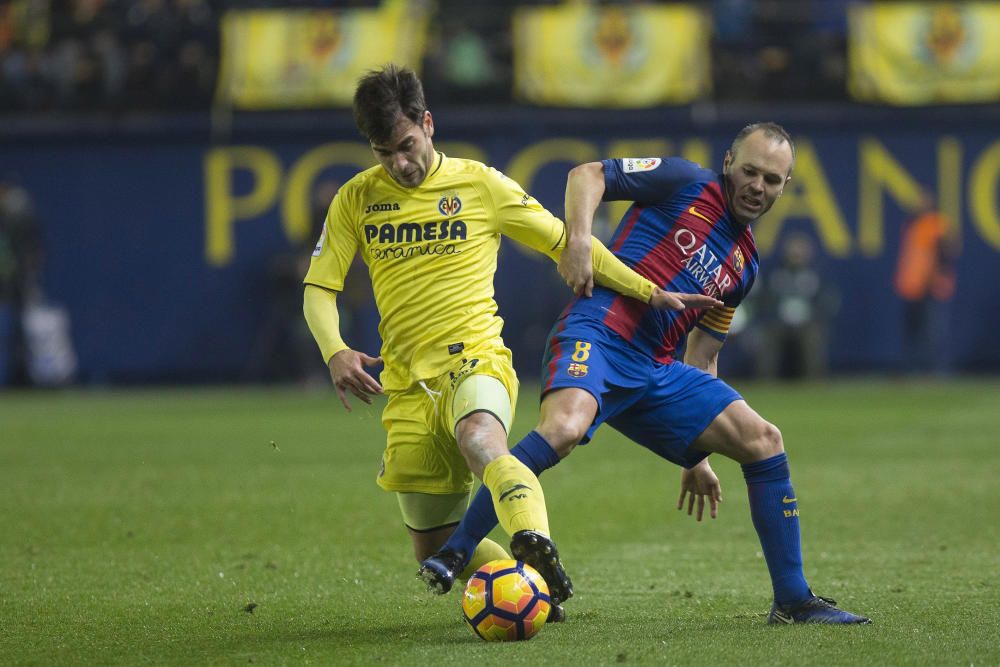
[622,158,661,173]
[312,227,327,257]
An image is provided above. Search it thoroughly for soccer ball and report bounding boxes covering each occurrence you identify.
[461,559,551,641]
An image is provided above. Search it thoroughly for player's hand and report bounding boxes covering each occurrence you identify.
[678,458,722,521]
[649,287,723,311]
[558,237,594,297]
[328,349,383,411]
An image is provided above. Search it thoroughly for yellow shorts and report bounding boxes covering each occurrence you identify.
[396,491,470,531]
[377,346,519,495]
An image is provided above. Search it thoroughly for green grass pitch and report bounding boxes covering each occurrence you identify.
[2,380,998,665]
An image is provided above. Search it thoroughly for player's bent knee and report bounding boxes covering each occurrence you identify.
[536,389,595,457]
[749,421,784,461]
[455,412,510,473]
[536,416,587,458]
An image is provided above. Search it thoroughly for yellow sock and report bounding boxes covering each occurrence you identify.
[459,538,509,580]
[482,454,550,537]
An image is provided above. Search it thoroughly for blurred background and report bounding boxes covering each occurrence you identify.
[1,0,998,388]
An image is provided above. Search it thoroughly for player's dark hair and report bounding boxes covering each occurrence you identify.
[730,122,796,173]
[353,64,427,145]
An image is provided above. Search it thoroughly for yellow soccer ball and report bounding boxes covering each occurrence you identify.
[461,559,551,641]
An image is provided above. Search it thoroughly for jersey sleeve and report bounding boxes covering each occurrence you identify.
[485,168,655,302]
[303,284,348,363]
[602,157,710,205]
[303,185,358,292]
[483,167,565,259]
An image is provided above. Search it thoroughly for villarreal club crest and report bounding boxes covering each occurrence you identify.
[438,193,462,217]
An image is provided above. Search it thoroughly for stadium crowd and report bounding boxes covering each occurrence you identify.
[0,0,854,114]
[0,0,218,112]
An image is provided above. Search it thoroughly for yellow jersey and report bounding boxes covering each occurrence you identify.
[304,152,652,390]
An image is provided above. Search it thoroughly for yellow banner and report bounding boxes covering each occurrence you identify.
[216,1,427,109]
[513,3,710,107]
[849,2,1000,105]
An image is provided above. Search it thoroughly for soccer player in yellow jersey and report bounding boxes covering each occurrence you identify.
[303,65,719,611]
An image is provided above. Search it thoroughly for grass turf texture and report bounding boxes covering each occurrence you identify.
[1,381,997,665]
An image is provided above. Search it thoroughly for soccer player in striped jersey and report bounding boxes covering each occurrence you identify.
[303,65,718,613]
[420,123,871,625]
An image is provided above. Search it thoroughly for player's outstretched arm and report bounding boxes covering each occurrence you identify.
[493,162,672,305]
[649,287,723,311]
[678,457,722,521]
[567,235,725,310]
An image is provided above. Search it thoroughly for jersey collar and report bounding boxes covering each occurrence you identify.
[424,151,445,183]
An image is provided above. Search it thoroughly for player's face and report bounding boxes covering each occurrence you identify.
[722,131,793,225]
[371,111,436,188]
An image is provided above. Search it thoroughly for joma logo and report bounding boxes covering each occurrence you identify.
[365,202,400,214]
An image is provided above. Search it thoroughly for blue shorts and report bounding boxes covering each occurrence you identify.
[540,315,742,468]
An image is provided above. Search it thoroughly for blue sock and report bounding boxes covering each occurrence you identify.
[741,452,811,606]
[442,431,561,562]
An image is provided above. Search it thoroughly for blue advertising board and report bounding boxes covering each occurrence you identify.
[5,108,1000,382]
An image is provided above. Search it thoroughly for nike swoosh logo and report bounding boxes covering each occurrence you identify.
[498,484,531,502]
[688,205,712,223]
[782,496,797,504]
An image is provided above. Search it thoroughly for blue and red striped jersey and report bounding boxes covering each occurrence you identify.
[564,157,759,364]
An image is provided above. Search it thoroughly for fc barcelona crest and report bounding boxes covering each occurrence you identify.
[438,194,462,217]
[567,362,588,378]
[732,247,745,274]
